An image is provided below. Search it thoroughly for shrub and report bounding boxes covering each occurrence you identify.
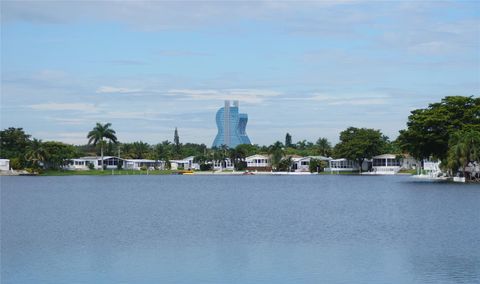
[234,161,247,171]
[200,163,213,171]
[87,162,95,170]
[140,165,148,171]
[10,158,22,170]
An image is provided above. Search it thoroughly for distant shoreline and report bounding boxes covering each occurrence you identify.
[1,169,414,177]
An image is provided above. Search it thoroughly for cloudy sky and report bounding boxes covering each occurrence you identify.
[1,1,479,146]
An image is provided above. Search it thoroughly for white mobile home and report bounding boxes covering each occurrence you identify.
[0,159,10,171]
[246,154,271,171]
[64,156,125,170]
[170,156,200,170]
[371,154,401,174]
[124,159,162,170]
[327,158,360,172]
[292,156,331,172]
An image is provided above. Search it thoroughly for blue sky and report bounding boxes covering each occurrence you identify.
[1,1,479,146]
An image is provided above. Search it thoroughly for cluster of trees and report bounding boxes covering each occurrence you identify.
[398,96,480,180]
[1,95,477,177]
[0,128,79,170]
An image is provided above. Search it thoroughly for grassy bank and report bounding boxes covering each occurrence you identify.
[40,169,177,176]
[317,171,359,175]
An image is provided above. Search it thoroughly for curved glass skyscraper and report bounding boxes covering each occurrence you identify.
[212,100,251,148]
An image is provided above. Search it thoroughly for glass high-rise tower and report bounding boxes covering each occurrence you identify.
[212,100,251,148]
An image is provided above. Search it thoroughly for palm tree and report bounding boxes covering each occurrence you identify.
[131,141,150,159]
[447,129,480,180]
[25,138,46,169]
[316,137,332,156]
[87,123,118,170]
[269,141,284,171]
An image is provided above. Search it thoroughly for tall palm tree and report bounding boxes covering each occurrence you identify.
[25,138,46,169]
[87,123,118,170]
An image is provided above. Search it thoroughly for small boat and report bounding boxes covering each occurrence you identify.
[242,172,255,175]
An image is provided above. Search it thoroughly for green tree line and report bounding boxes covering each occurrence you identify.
[1,95,478,177]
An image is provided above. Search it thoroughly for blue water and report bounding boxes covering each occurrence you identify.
[1,175,479,284]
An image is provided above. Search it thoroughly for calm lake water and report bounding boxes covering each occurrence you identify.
[1,175,479,284]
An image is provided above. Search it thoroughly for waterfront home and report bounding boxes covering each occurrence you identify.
[423,159,441,174]
[0,159,10,171]
[246,154,271,171]
[212,158,234,170]
[327,158,360,172]
[124,159,162,170]
[64,156,125,170]
[292,156,331,172]
[65,158,91,170]
[170,156,200,170]
[371,154,401,174]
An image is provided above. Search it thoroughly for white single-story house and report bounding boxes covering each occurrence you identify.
[0,159,10,171]
[212,158,234,170]
[64,156,125,170]
[327,158,360,172]
[65,158,91,170]
[246,154,271,171]
[292,156,331,172]
[371,154,402,174]
[170,156,200,170]
[124,159,163,170]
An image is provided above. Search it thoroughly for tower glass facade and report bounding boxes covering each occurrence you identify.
[212,100,251,148]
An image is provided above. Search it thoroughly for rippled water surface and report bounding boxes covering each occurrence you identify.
[1,175,479,283]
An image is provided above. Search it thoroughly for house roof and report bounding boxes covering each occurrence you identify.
[373,154,397,159]
[125,159,157,163]
[246,154,269,159]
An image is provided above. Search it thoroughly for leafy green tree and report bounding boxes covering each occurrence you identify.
[154,141,171,162]
[131,141,150,159]
[25,138,46,169]
[277,156,293,171]
[87,123,118,170]
[0,127,31,167]
[446,129,480,179]
[285,133,292,148]
[398,96,480,160]
[235,144,259,157]
[315,137,332,156]
[181,143,207,158]
[334,127,386,173]
[42,141,78,169]
[309,158,328,173]
[269,141,284,171]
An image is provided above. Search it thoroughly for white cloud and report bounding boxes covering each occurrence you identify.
[309,93,389,105]
[96,86,142,94]
[168,89,281,104]
[28,103,98,112]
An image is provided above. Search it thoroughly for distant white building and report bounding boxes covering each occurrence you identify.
[64,156,125,170]
[212,158,234,170]
[170,156,200,170]
[246,154,271,171]
[292,156,331,172]
[0,159,10,171]
[371,154,402,174]
[66,158,91,170]
[327,158,360,172]
[124,159,162,170]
